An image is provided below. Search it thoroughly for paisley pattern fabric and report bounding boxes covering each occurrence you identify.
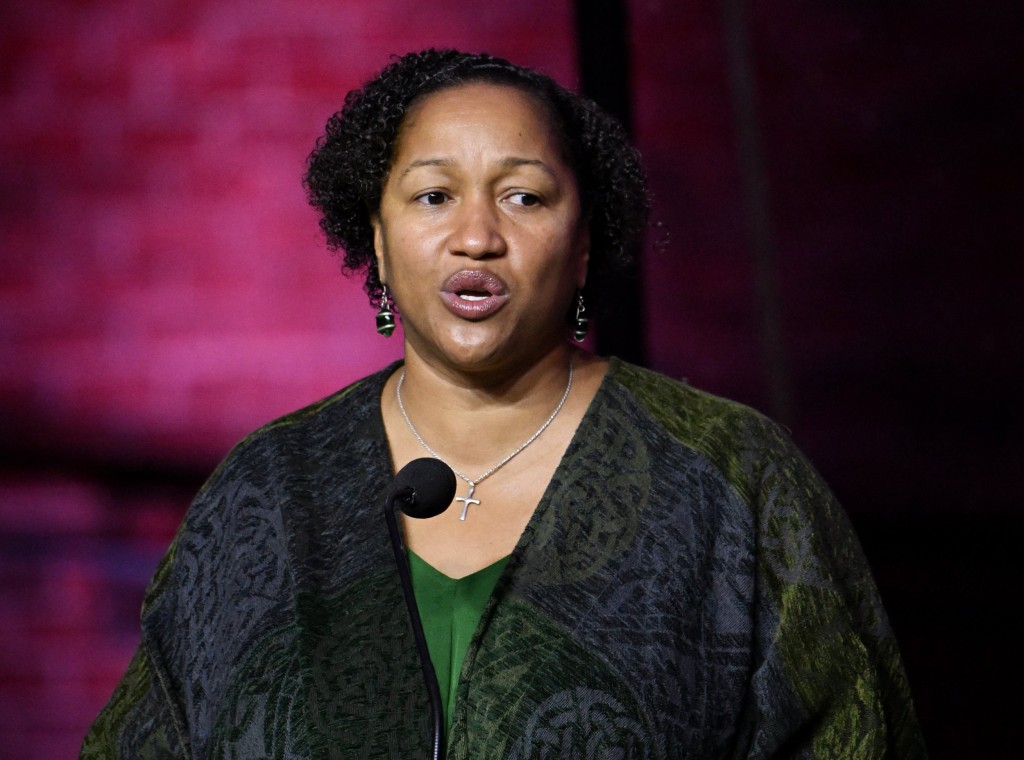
[82,358,926,759]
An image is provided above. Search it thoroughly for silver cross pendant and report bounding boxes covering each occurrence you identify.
[455,483,481,521]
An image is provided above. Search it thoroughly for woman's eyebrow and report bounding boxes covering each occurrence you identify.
[499,157,557,180]
[398,158,453,180]
[398,157,557,181]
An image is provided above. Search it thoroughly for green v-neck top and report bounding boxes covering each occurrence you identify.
[407,550,510,732]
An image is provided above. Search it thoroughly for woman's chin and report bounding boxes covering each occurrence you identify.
[437,340,509,372]
[413,326,557,374]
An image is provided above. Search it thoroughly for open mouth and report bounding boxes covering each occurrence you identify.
[457,289,491,301]
[441,270,510,319]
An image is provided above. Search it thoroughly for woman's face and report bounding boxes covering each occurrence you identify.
[373,82,588,375]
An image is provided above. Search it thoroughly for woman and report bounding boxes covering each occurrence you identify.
[83,50,925,758]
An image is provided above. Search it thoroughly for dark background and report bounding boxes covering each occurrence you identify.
[1,0,1021,756]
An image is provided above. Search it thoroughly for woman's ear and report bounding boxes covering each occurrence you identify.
[576,228,590,289]
[577,255,589,290]
[371,214,388,283]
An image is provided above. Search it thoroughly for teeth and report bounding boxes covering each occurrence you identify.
[458,293,488,301]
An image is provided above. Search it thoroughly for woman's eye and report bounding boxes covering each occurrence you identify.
[509,192,541,207]
[416,191,448,206]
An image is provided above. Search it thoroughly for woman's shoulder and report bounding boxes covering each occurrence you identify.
[193,363,396,488]
[607,358,788,450]
[140,364,398,620]
[605,358,814,507]
[238,362,397,449]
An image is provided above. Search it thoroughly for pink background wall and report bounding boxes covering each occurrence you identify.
[2,0,579,467]
[2,1,1021,756]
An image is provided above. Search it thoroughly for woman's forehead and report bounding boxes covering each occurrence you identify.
[391,83,571,170]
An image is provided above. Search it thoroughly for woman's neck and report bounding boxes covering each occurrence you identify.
[386,343,586,471]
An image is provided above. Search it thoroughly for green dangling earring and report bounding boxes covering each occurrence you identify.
[572,291,589,342]
[376,285,396,337]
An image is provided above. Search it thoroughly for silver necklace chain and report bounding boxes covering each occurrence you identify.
[395,362,574,520]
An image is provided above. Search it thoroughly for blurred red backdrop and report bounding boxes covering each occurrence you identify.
[1,0,1021,756]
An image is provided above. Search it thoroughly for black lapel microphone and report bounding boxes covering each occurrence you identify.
[383,458,456,760]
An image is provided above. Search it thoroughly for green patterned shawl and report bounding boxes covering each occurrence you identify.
[82,358,926,758]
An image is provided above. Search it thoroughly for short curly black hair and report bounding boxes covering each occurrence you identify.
[304,49,649,312]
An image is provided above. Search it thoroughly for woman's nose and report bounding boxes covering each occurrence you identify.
[449,196,507,259]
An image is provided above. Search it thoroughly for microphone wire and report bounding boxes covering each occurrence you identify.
[384,486,446,760]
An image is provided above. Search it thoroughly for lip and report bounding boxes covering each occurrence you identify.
[440,269,510,320]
